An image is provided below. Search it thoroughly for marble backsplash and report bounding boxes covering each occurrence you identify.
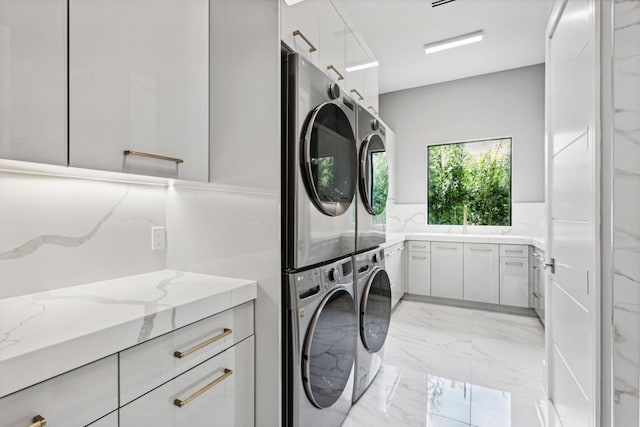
[0,170,166,299]
[613,1,640,425]
[387,202,545,238]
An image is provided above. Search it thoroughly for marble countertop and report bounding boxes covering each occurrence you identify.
[0,270,257,398]
[383,233,546,251]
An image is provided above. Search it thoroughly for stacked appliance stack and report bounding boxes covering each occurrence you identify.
[281,52,392,427]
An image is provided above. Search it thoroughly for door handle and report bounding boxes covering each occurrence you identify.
[544,258,556,274]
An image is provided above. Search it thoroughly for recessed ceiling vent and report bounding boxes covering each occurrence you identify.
[432,0,456,7]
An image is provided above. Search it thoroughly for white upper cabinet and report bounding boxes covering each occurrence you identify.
[463,243,499,304]
[69,0,209,182]
[0,0,67,165]
[345,31,366,105]
[281,0,320,65]
[318,2,346,88]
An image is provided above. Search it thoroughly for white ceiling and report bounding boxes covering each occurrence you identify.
[340,0,556,94]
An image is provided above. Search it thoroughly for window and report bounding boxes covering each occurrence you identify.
[427,137,512,226]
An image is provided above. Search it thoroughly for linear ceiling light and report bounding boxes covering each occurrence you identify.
[424,30,484,55]
[284,0,305,5]
[346,60,379,73]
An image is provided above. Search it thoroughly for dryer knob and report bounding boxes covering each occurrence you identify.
[371,253,378,263]
[371,119,380,131]
[328,83,341,100]
[328,268,337,282]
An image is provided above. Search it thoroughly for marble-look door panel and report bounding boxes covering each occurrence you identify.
[0,172,166,299]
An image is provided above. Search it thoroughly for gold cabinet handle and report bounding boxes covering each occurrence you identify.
[292,30,317,52]
[367,105,378,115]
[123,150,184,164]
[326,65,344,81]
[174,328,232,359]
[350,88,364,101]
[28,415,46,427]
[174,369,233,407]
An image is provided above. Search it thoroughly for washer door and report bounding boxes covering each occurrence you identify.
[361,268,392,353]
[359,134,388,216]
[302,288,357,408]
[302,102,357,217]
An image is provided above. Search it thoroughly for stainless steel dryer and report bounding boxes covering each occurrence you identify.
[352,246,392,402]
[283,53,358,270]
[355,105,388,252]
[284,256,358,427]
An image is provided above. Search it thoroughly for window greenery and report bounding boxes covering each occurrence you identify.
[427,138,512,226]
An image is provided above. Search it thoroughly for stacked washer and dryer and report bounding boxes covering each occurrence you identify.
[282,51,392,427]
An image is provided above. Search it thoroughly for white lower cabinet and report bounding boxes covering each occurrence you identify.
[500,256,530,307]
[0,356,118,427]
[463,243,499,304]
[430,242,463,299]
[120,336,255,427]
[407,251,430,296]
[88,412,118,427]
[385,243,405,307]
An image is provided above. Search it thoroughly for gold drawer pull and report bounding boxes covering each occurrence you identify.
[28,415,46,427]
[174,328,232,359]
[326,65,344,81]
[292,30,317,52]
[174,369,233,407]
[123,150,184,164]
[350,88,364,101]
[367,106,378,115]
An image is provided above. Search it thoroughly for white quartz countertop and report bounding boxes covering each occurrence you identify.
[382,233,546,251]
[0,270,257,398]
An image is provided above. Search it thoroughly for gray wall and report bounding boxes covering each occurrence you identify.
[380,64,545,204]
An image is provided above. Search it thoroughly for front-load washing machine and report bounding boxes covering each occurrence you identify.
[283,255,358,426]
[355,105,388,252]
[352,246,392,402]
[282,53,358,270]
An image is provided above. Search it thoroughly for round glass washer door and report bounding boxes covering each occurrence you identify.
[359,134,388,216]
[302,102,357,217]
[302,288,357,408]
[360,268,392,353]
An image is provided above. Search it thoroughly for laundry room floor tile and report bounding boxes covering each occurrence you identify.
[342,301,547,427]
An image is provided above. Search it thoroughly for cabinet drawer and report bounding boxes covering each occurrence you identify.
[0,356,117,427]
[499,244,528,258]
[88,412,118,427]
[408,241,430,252]
[120,336,255,427]
[120,301,254,404]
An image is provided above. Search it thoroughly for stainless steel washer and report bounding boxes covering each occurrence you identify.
[284,256,358,426]
[352,246,391,402]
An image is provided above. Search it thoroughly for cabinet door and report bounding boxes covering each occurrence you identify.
[0,0,67,165]
[463,243,499,304]
[407,252,430,296]
[280,0,319,65]
[362,66,379,116]
[87,412,118,427]
[386,244,404,307]
[430,242,463,299]
[120,336,254,427]
[318,2,346,88]
[500,256,530,307]
[345,31,366,105]
[69,0,209,181]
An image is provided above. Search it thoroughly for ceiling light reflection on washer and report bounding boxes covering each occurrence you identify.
[423,30,484,55]
[346,61,379,73]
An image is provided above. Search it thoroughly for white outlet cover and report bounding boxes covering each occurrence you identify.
[151,227,166,251]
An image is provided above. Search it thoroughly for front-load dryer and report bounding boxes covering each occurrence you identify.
[284,256,358,427]
[352,246,391,402]
[355,105,388,252]
[282,53,358,270]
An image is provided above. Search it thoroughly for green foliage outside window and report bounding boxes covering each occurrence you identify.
[427,138,511,226]
[372,151,388,224]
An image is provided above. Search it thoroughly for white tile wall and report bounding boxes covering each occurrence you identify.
[613,1,640,425]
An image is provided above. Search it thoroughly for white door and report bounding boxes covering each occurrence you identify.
[69,0,209,181]
[545,0,599,426]
[0,0,67,165]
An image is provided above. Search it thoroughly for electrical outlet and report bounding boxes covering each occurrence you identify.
[151,227,166,251]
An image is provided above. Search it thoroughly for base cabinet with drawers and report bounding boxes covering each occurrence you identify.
[0,301,255,427]
[407,241,430,296]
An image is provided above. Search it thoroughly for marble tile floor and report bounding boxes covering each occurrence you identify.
[342,300,547,427]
